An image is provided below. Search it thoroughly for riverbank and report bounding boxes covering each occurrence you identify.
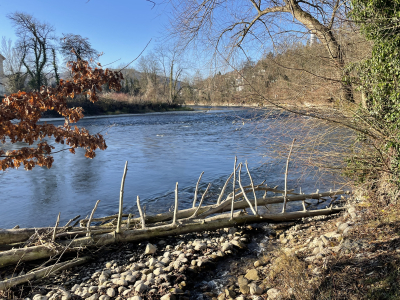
[3,195,398,300]
[41,98,193,118]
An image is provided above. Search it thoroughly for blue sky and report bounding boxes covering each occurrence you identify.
[0,0,170,68]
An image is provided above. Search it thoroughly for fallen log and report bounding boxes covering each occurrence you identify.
[0,245,58,268]
[0,190,345,246]
[77,184,296,227]
[0,228,54,245]
[62,206,346,247]
[84,189,345,227]
[0,205,345,267]
[0,256,90,290]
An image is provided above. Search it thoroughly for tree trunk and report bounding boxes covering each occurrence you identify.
[290,1,354,103]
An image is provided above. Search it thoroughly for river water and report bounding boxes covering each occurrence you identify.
[0,107,345,229]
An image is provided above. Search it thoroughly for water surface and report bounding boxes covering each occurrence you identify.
[0,108,345,228]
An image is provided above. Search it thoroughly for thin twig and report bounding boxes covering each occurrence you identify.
[87,200,100,237]
[52,213,61,242]
[64,215,80,228]
[231,156,237,220]
[245,161,258,214]
[238,163,257,215]
[190,183,212,219]
[137,196,146,229]
[126,213,132,229]
[173,182,179,225]
[193,171,204,208]
[282,138,296,213]
[217,165,240,205]
[116,161,128,234]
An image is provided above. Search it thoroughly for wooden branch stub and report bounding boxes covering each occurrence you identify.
[126,213,132,229]
[193,171,204,208]
[0,256,90,290]
[64,215,80,228]
[282,138,296,213]
[231,156,237,220]
[87,200,100,237]
[190,183,211,219]
[238,163,257,215]
[137,196,146,229]
[173,182,179,225]
[245,161,258,214]
[217,171,234,205]
[116,161,128,234]
[52,212,61,242]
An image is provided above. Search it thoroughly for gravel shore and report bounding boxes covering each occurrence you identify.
[1,204,360,300]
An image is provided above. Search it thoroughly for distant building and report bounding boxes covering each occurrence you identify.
[310,33,317,46]
[0,54,7,95]
[236,77,244,92]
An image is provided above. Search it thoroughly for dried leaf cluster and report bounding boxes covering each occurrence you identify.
[0,60,123,171]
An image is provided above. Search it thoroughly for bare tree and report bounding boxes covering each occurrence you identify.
[60,33,98,62]
[155,44,186,103]
[169,0,354,103]
[8,12,55,91]
[0,37,24,75]
[137,52,161,101]
[0,37,27,93]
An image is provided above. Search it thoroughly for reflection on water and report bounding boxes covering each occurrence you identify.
[0,108,346,228]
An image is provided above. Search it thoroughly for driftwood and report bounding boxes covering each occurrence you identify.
[60,207,346,247]
[237,163,257,215]
[0,189,344,268]
[76,184,296,227]
[137,196,146,229]
[0,256,90,290]
[193,172,204,208]
[230,156,237,220]
[0,245,58,268]
[217,171,234,205]
[245,161,258,213]
[0,190,344,247]
[116,161,128,234]
[282,139,296,213]
[87,200,100,237]
[0,156,349,290]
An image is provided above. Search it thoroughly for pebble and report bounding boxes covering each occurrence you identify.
[106,288,115,297]
[135,283,148,293]
[249,283,263,295]
[160,295,176,300]
[244,269,259,281]
[267,288,282,300]
[145,243,157,255]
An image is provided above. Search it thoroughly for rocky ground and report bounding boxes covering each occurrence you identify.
[3,202,395,300]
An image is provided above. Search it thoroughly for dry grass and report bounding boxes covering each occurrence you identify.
[267,251,315,300]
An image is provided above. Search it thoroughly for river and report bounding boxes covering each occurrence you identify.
[0,107,345,228]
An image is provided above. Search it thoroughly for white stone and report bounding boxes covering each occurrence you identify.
[267,288,282,300]
[71,284,80,293]
[87,294,99,300]
[135,283,148,293]
[194,243,207,251]
[145,243,157,254]
[106,288,115,297]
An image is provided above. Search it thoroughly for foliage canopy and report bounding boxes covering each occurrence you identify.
[0,60,123,171]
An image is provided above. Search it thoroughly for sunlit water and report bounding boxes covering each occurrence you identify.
[0,107,346,228]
